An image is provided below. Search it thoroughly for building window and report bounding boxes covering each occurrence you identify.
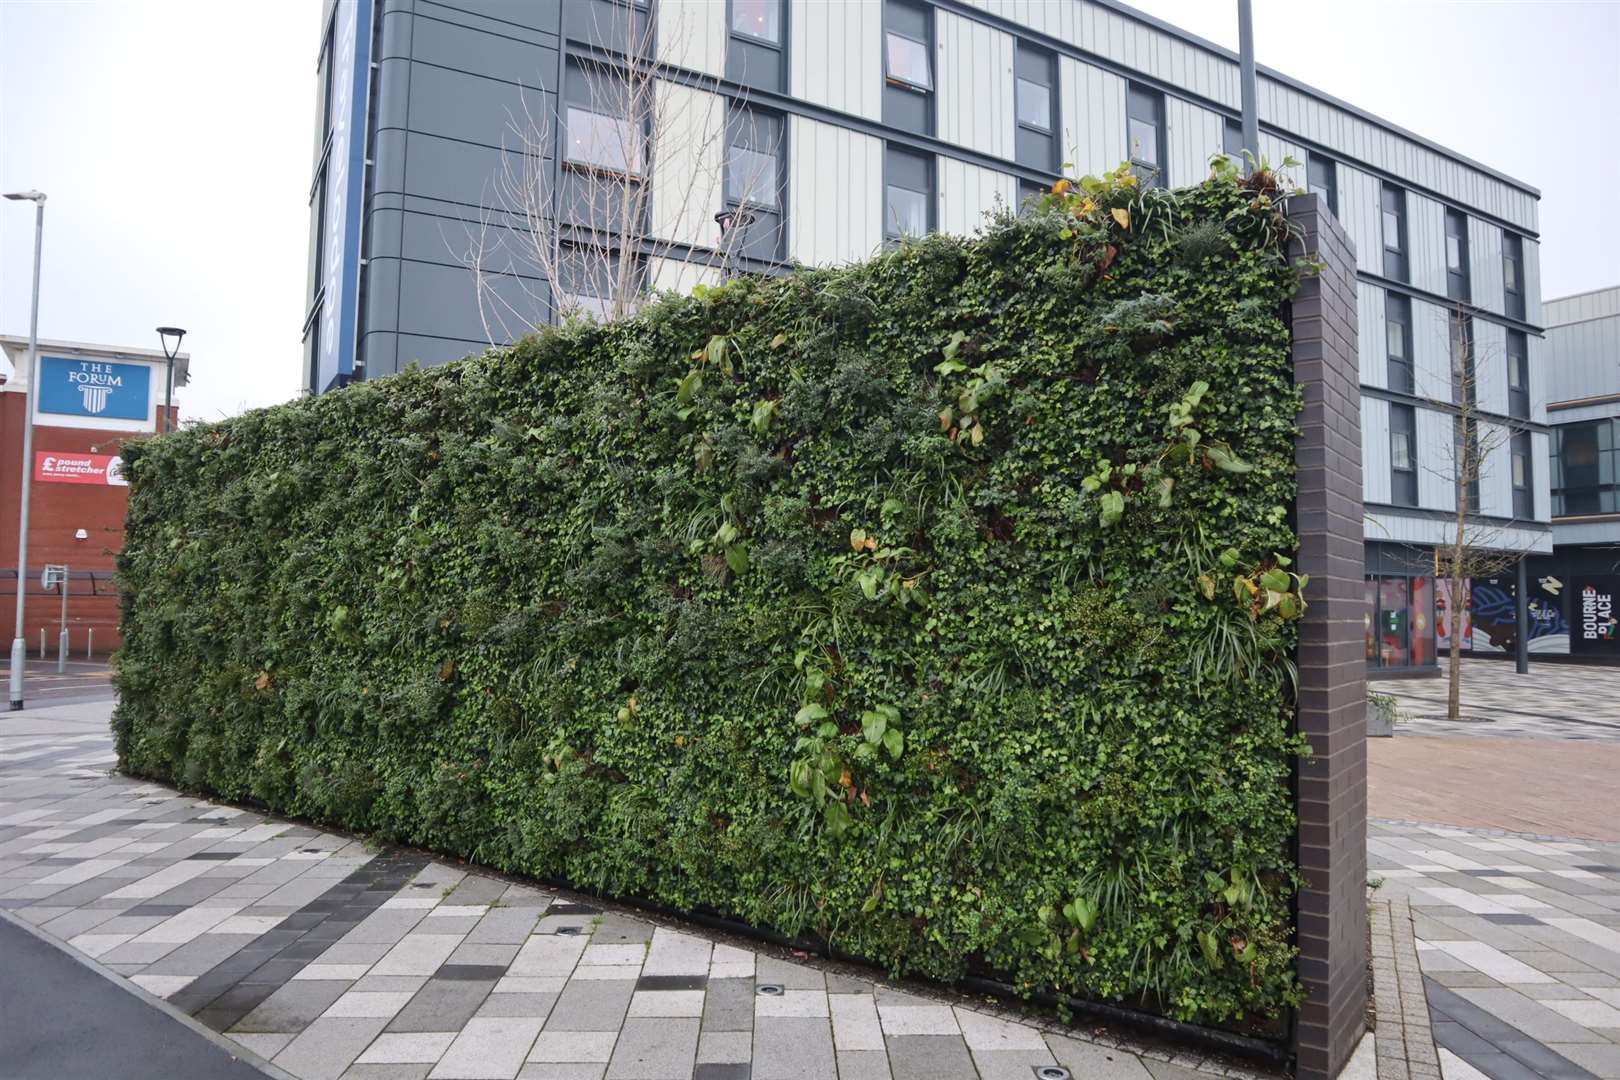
[1444,208,1470,303]
[724,109,783,262]
[1126,84,1165,187]
[884,144,933,241]
[1366,573,1435,670]
[1455,416,1481,513]
[727,0,784,92]
[1511,431,1533,518]
[1222,118,1243,166]
[1381,183,1407,281]
[1552,419,1619,517]
[1385,293,1413,394]
[556,244,641,322]
[1013,42,1057,171]
[1390,403,1417,507]
[883,0,933,134]
[1506,330,1529,420]
[1448,312,1474,406]
[1307,153,1337,215]
[1502,232,1525,320]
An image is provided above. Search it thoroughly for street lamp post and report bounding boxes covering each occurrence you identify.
[5,189,46,712]
[155,326,185,434]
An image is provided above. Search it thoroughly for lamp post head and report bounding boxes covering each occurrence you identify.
[156,326,187,360]
[714,207,757,240]
[2,190,46,203]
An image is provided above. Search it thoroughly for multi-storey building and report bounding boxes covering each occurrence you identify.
[1524,287,1619,662]
[304,0,1551,675]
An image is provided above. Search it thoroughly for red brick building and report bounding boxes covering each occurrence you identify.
[1,336,188,656]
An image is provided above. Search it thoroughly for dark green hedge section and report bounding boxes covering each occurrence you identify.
[116,166,1309,1025]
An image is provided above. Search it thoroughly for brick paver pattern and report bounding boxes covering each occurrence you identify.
[1,701,1275,1080]
[1369,819,1620,1079]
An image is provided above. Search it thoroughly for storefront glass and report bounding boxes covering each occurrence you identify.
[1366,573,1437,671]
[1378,577,1410,668]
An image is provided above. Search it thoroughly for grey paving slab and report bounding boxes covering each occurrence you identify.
[884,1034,977,1080]
[603,1017,699,1079]
[545,978,636,1032]
[276,1017,392,1080]
[752,1016,835,1079]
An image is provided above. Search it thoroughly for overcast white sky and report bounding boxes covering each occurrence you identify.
[2,1,1617,421]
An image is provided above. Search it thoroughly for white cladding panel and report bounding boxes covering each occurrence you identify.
[1471,319,1509,416]
[1364,511,1552,554]
[1357,283,1386,389]
[1468,218,1505,315]
[1547,287,1620,324]
[1411,298,1453,404]
[1544,300,1620,404]
[650,256,720,296]
[654,0,726,77]
[1362,396,1392,505]
[1257,132,1303,186]
[1058,55,1126,179]
[1416,406,1455,512]
[1165,98,1222,188]
[790,0,882,122]
[1523,239,1544,327]
[649,81,726,249]
[938,156,1017,236]
[1528,334,1548,424]
[1478,420,1513,518]
[787,115,883,266]
[1406,194,1448,298]
[1338,165,1383,278]
[959,0,1538,231]
[936,10,1015,159]
[1532,432,1551,522]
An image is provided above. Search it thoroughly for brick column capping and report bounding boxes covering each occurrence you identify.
[1287,193,1368,1080]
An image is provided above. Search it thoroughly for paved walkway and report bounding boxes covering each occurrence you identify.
[0,699,1268,1080]
[1377,660,1620,741]
[1369,820,1620,1080]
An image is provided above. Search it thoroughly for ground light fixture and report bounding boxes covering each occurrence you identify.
[155,326,186,434]
[5,189,46,711]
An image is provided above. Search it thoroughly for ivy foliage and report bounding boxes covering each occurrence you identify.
[115,167,1307,1025]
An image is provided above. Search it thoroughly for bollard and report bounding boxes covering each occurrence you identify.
[57,629,67,673]
[87,627,94,659]
[39,628,45,659]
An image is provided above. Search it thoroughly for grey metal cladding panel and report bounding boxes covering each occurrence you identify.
[361,329,402,379]
[417,0,563,35]
[406,61,554,148]
[393,257,549,343]
[394,333,493,371]
[396,208,542,281]
[398,131,533,207]
[404,6,560,86]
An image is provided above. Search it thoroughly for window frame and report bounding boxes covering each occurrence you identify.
[1385,292,1413,394]
[883,143,934,242]
[883,1,933,92]
[1552,418,1618,517]
[728,0,782,46]
[1444,207,1470,303]
[1222,118,1244,167]
[1506,330,1529,421]
[1502,231,1526,320]
[1511,430,1533,518]
[723,106,786,262]
[1381,183,1408,282]
[1125,82,1166,188]
[1306,153,1338,216]
[1389,403,1418,507]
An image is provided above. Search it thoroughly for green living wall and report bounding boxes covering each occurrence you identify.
[116,167,1309,1025]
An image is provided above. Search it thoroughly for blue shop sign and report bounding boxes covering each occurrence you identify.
[38,356,151,422]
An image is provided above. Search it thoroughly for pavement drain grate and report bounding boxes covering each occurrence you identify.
[555,926,584,936]
[1034,1067,1071,1080]
[755,983,785,996]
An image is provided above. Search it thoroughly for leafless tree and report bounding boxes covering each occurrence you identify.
[460,2,784,341]
[1426,309,1534,720]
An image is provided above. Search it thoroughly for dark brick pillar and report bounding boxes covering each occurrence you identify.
[1288,193,1368,1080]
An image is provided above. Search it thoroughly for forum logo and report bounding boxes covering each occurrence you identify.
[79,383,112,414]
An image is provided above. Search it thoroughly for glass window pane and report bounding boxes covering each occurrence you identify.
[1513,453,1527,488]
[1383,211,1401,250]
[1386,318,1405,360]
[1508,357,1524,389]
[1391,432,1412,470]
[731,0,780,44]
[1365,578,1379,664]
[1446,234,1461,270]
[565,106,639,173]
[727,146,778,207]
[1129,117,1158,165]
[1504,257,1519,292]
[1016,77,1051,130]
[1379,577,1410,668]
[886,184,928,238]
[886,32,931,89]
[1411,576,1434,667]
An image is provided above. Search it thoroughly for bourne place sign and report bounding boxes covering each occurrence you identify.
[38,356,152,423]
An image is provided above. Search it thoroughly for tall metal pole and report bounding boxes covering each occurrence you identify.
[1515,556,1530,674]
[8,195,45,711]
[1237,0,1260,175]
[163,355,173,434]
